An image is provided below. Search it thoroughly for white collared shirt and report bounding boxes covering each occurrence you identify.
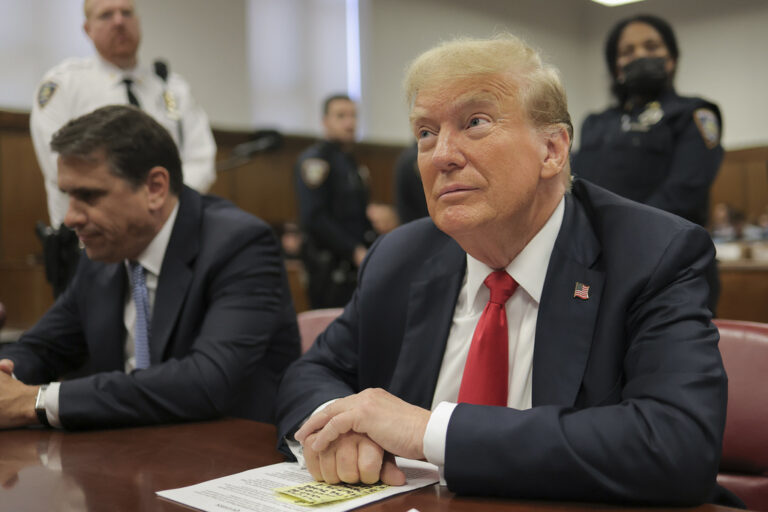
[44,203,179,428]
[122,203,179,372]
[30,55,216,227]
[423,197,565,467]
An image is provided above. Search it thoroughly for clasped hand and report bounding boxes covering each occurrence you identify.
[0,359,39,429]
[294,388,431,486]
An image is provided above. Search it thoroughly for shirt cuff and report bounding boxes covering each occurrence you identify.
[44,381,63,428]
[286,438,306,468]
[284,398,338,468]
[423,401,457,467]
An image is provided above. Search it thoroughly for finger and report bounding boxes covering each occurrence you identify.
[295,410,332,443]
[380,453,406,486]
[358,437,384,484]
[311,411,355,452]
[0,359,13,375]
[302,436,324,482]
[319,447,340,484]
[335,435,360,483]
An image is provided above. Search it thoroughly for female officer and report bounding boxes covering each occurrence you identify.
[573,14,723,229]
[573,14,723,314]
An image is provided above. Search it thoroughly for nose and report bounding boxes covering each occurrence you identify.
[63,198,86,230]
[431,129,466,171]
[634,47,650,59]
[112,11,126,26]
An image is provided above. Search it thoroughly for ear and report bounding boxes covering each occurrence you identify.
[540,126,570,180]
[145,166,170,211]
[84,19,92,40]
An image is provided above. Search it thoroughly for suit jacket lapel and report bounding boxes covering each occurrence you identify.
[388,236,466,408]
[150,187,200,363]
[533,190,604,407]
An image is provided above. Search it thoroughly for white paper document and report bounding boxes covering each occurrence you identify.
[157,457,439,512]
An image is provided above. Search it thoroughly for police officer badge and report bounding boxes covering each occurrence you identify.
[638,101,664,127]
[301,158,330,188]
[37,81,59,109]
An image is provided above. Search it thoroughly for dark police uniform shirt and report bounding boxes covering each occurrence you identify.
[294,140,375,307]
[573,89,723,227]
[294,140,373,258]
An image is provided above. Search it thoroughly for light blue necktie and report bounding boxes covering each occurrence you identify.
[130,262,151,370]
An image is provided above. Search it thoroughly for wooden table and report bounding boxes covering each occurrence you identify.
[0,419,745,511]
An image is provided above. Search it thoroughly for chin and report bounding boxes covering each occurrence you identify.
[432,207,483,238]
[84,248,120,264]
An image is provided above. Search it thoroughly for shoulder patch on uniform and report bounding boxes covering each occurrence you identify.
[693,108,720,149]
[37,81,59,109]
[301,158,330,188]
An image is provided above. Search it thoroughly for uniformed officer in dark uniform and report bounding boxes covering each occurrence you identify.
[295,94,376,308]
[573,14,723,312]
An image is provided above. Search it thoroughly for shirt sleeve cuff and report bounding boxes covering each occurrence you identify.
[423,401,457,467]
[44,381,63,429]
[284,398,338,468]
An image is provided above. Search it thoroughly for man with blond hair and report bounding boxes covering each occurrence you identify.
[31,0,216,228]
[276,35,736,506]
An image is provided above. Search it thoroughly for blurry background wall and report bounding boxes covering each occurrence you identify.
[0,0,766,148]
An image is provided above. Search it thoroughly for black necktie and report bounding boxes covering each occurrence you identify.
[122,78,141,108]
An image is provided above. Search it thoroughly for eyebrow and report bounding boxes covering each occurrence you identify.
[60,185,107,196]
[410,91,500,125]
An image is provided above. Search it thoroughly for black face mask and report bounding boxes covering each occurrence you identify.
[617,57,669,99]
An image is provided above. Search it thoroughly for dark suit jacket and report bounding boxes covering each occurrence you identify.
[3,187,300,428]
[276,180,729,505]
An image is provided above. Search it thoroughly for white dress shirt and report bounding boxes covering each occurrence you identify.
[287,198,565,471]
[423,197,565,467]
[30,55,216,227]
[43,204,179,427]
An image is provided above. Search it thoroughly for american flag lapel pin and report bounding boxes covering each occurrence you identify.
[573,282,590,300]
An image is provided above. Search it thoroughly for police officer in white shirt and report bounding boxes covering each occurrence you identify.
[30,0,217,228]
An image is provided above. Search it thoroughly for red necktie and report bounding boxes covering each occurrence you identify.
[457,270,518,406]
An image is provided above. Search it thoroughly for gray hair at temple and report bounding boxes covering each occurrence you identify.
[50,105,183,195]
[403,34,573,147]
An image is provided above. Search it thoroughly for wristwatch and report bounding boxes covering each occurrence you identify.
[35,384,51,427]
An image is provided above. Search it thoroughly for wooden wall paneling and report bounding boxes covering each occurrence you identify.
[711,160,746,218]
[0,263,53,329]
[745,159,768,220]
[717,265,768,323]
[0,128,48,263]
[231,151,297,226]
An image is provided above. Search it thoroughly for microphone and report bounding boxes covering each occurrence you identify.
[216,130,284,173]
[231,130,283,157]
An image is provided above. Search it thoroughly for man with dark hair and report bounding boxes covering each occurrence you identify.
[0,105,300,430]
[294,94,376,308]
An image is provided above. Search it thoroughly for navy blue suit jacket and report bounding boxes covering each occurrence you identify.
[276,180,729,505]
[3,187,300,428]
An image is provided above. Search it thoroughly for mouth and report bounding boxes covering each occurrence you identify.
[437,184,478,200]
[76,231,100,244]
